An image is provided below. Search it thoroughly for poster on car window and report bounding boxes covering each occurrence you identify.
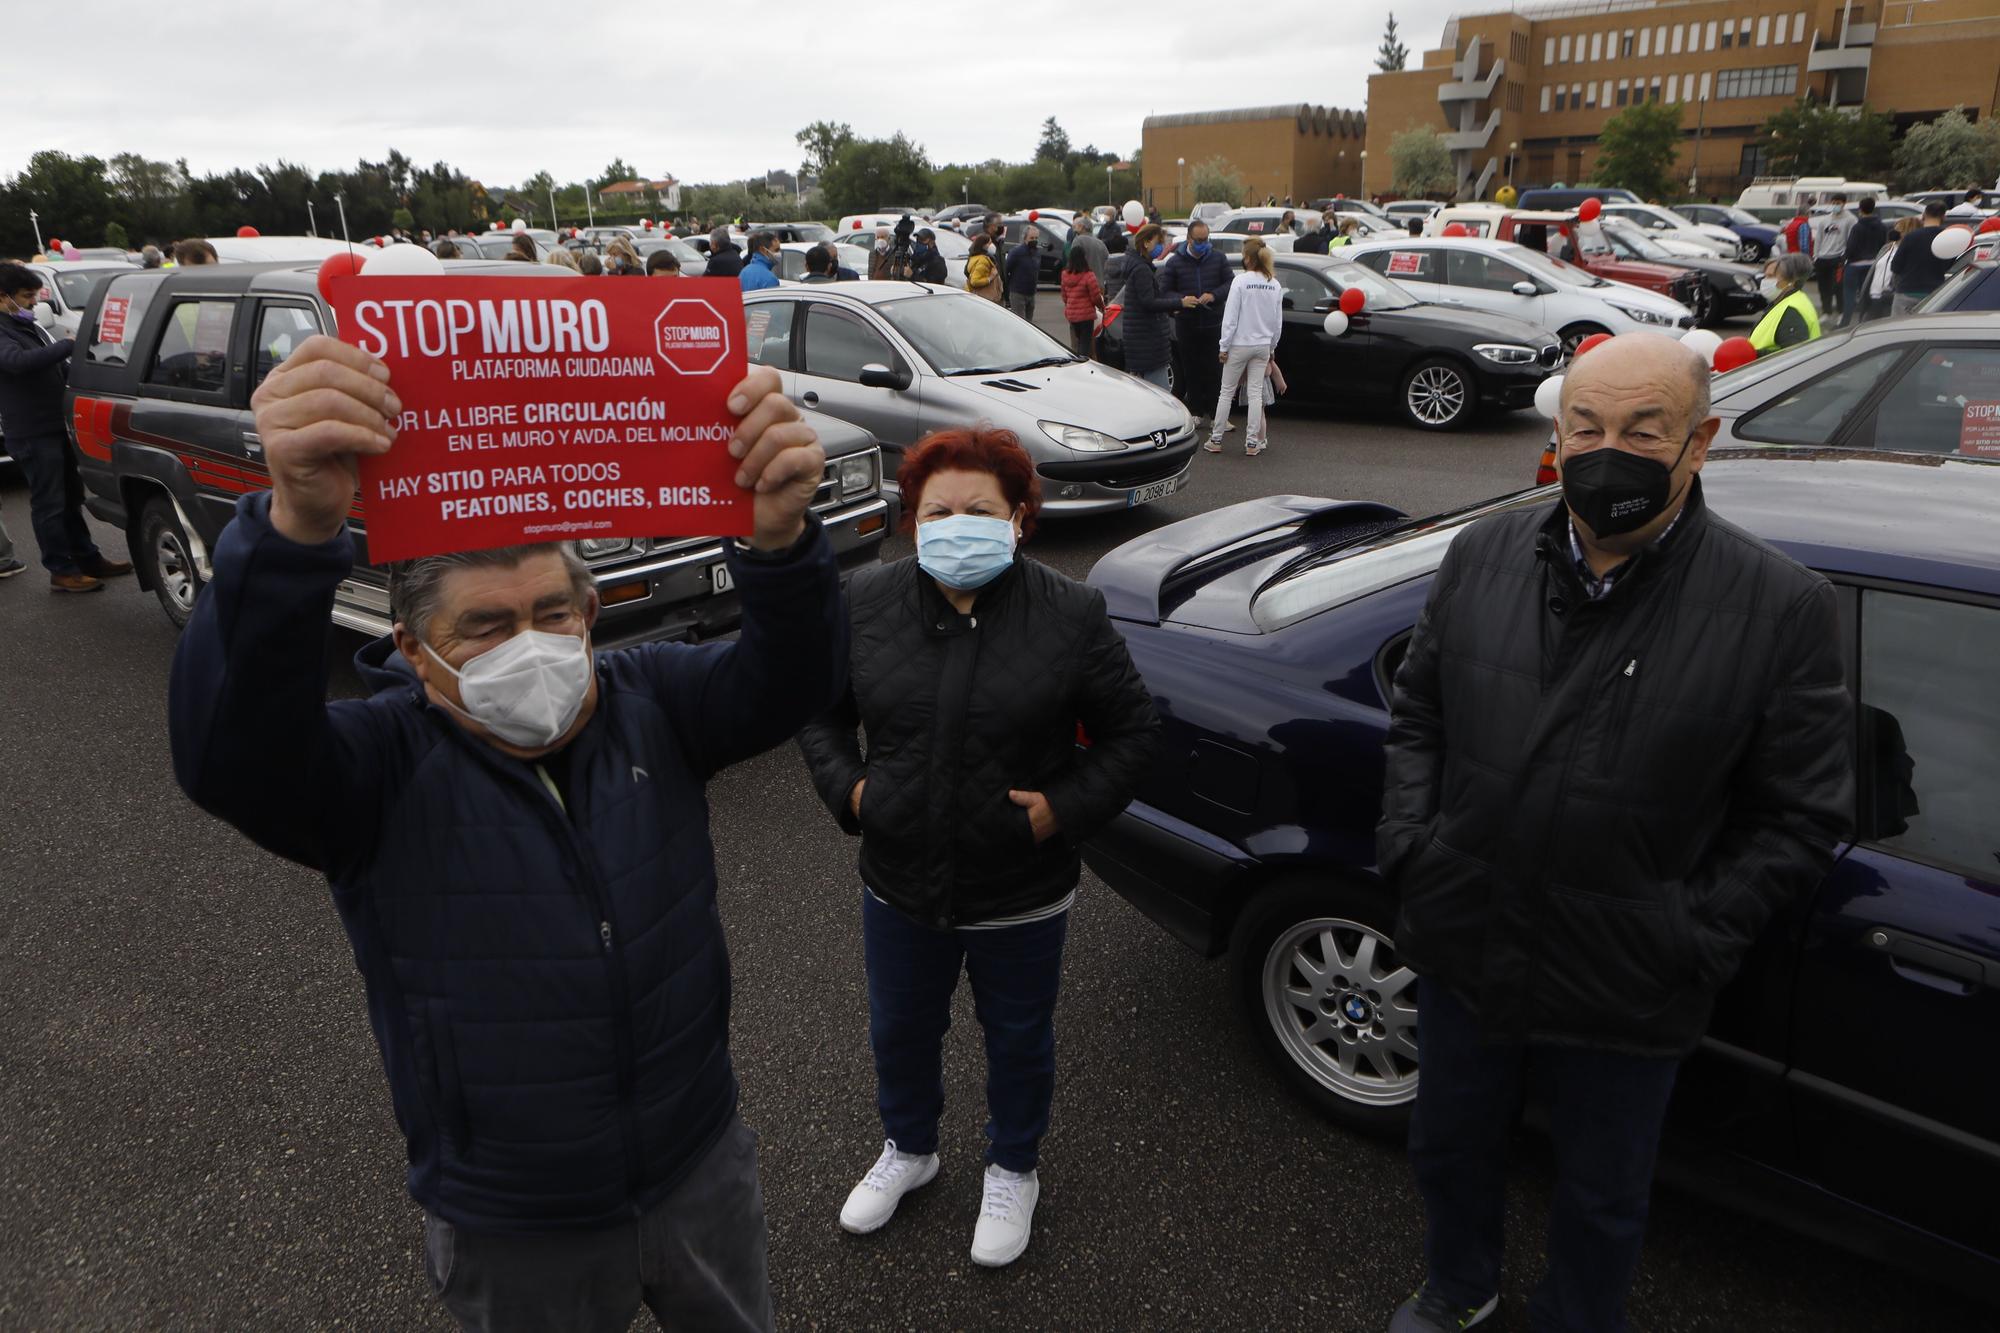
[1961,401,2000,458]
[326,276,750,563]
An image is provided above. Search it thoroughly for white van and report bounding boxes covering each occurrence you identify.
[1735,177,1889,217]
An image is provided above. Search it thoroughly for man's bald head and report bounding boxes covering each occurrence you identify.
[1561,331,1710,428]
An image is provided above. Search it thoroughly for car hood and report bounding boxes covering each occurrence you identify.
[949,359,1189,434]
[1373,301,1559,349]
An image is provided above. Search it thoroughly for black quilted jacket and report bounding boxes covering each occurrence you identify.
[800,555,1161,927]
[1376,482,1854,1056]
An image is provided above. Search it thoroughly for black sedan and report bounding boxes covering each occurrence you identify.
[1079,449,2000,1292]
[1101,254,1561,431]
[1917,232,2000,313]
[1599,219,1765,325]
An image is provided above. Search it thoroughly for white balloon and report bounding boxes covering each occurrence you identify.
[511,218,528,233]
[1322,310,1349,338]
[1678,328,1722,362]
[1534,374,1566,420]
[362,243,445,276]
[1121,199,1144,227]
[1930,226,1973,261]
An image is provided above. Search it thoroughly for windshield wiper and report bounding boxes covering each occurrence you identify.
[1008,355,1077,371]
[946,364,1010,376]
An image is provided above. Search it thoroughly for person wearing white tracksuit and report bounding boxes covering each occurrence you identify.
[1209,237,1286,456]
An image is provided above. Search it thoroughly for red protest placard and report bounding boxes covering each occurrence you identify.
[327,275,751,563]
[1960,401,2000,458]
[98,295,130,344]
[1386,251,1425,276]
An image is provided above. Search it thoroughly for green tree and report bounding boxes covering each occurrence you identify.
[1388,126,1453,197]
[1594,101,1683,201]
[107,153,191,242]
[1761,99,1892,179]
[595,158,640,189]
[1189,157,1247,208]
[0,150,114,253]
[996,158,1071,212]
[103,220,129,249]
[795,121,854,179]
[1036,117,1071,163]
[1377,12,1409,72]
[1893,106,2000,192]
[391,207,416,232]
[818,134,933,217]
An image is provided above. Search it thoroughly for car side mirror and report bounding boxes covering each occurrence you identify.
[1511,281,1538,297]
[859,362,910,391]
[33,301,55,329]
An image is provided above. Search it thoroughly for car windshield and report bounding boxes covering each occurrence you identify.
[1320,258,1418,310]
[790,224,833,243]
[1715,206,1763,227]
[53,268,120,308]
[1601,220,1676,262]
[877,293,1075,375]
[1505,244,1610,287]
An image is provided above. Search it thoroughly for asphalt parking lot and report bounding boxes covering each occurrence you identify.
[3,316,1988,1331]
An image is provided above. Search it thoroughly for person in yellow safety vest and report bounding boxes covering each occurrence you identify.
[1750,253,1821,356]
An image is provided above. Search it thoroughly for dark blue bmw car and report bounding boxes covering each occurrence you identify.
[1081,448,1999,1282]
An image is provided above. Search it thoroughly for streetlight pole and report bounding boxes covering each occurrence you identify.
[335,192,351,247]
[585,184,595,228]
[1507,140,1518,182]
[964,178,970,205]
[549,184,559,231]
[28,209,42,253]
[306,198,317,237]
[1106,164,1113,207]
[1177,157,1185,211]
[1359,150,1368,199]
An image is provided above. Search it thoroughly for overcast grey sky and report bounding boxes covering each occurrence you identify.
[18,0,1470,186]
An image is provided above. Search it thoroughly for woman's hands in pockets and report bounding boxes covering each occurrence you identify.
[1009,789,1059,844]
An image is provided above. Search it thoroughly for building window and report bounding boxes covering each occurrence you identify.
[1757,15,1770,45]
[1670,24,1683,54]
[1699,71,1712,100]
[1741,143,1772,178]
[1714,64,1800,99]
[1705,20,1718,50]
[1617,78,1631,106]
[1545,36,1556,64]
[1541,84,1554,112]
[1666,74,1679,102]
[1560,33,1572,61]
[1554,85,1567,111]
[1593,31,1605,61]
[1572,82,1584,107]
[1649,75,1662,102]
[1622,30,1635,58]
[1794,12,1807,43]
[1584,81,1597,107]
[1655,25,1667,53]
[1636,28,1648,57]
[1720,21,1734,49]
[1602,79,1614,106]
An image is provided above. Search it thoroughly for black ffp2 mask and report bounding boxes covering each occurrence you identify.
[1561,433,1692,537]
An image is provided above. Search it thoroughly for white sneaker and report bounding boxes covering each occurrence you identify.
[969,1165,1040,1267]
[839,1139,939,1234]
[1222,419,1237,434]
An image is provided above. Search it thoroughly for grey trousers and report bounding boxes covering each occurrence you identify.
[422,1115,773,1333]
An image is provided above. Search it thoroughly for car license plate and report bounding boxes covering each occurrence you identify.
[710,562,734,594]
[1127,473,1185,508]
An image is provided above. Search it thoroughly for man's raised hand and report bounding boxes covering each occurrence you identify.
[726,367,825,552]
[251,335,399,545]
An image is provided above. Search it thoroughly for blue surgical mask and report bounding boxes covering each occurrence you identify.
[1149,242,1165,260]
[1190,241,1211,258]
[912,242,930,259]
[916,513,1017,591]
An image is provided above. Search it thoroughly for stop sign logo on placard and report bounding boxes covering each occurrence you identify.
[654,298,731,375]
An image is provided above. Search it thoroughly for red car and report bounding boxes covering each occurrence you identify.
[1497,210,1706,317]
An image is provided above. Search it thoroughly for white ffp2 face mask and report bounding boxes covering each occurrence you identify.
[424,630,592,750]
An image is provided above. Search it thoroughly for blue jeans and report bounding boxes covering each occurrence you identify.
[1840,260,1873,325]
[1408,983,1680,1333]
[11,431,101,574]
[1136,364,1171,390]
[860,888,1068,1173]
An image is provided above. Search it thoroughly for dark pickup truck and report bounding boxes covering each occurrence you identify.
[64,261,894,639]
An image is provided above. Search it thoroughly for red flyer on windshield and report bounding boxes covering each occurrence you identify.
[327,276,750,563]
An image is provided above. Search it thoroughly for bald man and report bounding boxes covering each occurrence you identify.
[1377,333,1852,1333]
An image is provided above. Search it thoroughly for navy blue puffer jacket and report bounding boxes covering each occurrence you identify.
[169,493,845,1232]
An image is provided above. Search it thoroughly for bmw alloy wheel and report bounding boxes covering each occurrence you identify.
[1260,917,1419,1106]
[1405,364,1468,427]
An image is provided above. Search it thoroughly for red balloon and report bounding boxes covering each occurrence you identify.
[44,236,59,249]
[1338,287,1366,316]
[236,225,259,238]
[1027,210,1039,222]
[1578,197,1603,222]
[315,249,367,304]
[1573,332,1613,359]
[852,219,863,229]
[1712,336,1758,373]
[1440,222,1470,237]
[1979,216,2000,235]
[1334,193,1346,200]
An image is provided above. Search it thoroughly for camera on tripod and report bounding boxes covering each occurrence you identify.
[885,214,917,280]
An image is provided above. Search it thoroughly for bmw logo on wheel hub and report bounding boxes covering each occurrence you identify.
[1340,993,1374,1025]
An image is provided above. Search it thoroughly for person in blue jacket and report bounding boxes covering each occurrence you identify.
[1158,222,1233,429]
[739,230,783,291]
[166,337,843,1333]
[1004,225,1041,321]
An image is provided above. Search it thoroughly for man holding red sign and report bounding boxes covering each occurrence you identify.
[166,329,842,1332]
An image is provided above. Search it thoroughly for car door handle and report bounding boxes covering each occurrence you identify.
[1866,926,1992,994]
[802,391,819,406]
[241,430,264,458]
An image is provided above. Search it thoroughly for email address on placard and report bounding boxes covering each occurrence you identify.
[521,518,616,535]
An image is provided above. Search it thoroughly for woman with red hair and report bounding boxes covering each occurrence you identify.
[799,427,1159,1268]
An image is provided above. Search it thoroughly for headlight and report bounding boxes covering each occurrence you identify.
[577,537,633,559]
[1734,273,1759,292]
[837,452,875,495]
[1038,420,1127,452]
[1609,303,1676,327]
[1473,343,1537,364]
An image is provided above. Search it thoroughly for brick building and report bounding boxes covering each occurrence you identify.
[1141,105,1367,212]
[1362,0,2000,201]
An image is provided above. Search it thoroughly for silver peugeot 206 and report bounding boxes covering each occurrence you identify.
[742,282,1196,516]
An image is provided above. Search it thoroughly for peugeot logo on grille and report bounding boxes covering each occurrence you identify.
[1150,430,1168,449]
